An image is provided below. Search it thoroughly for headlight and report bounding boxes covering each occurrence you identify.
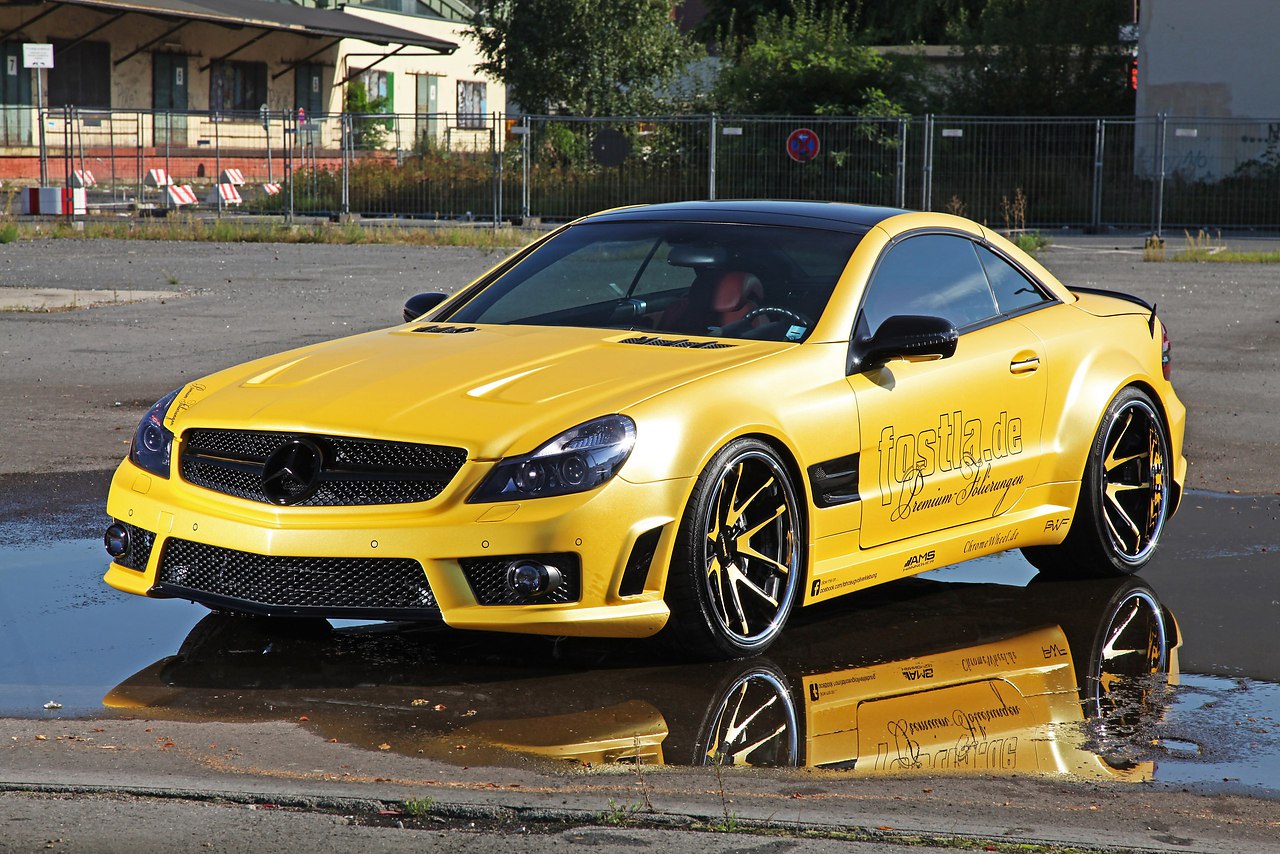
[470,415,636,502]
[129,389,181,478]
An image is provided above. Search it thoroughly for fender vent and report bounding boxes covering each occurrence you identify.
[808,453,860,507]
[619,336,734,350]
[414,325,478,334]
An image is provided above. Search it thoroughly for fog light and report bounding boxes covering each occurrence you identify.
[104,523,130,559]
[506,560,563,598]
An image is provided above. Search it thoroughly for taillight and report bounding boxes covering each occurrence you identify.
[1160,321,1172,380]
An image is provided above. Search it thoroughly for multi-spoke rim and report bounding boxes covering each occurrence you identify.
[700,450,800,647]
[700,669,799,767]
[1085,589,1170,765]
[1099,399,1169,564]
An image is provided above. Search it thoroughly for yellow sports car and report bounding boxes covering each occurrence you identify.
[104,201,1186,659]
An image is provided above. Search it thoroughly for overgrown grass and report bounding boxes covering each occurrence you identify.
[1174,228,1280,262]
[7,217,533,250]
[1011,231,1050,255]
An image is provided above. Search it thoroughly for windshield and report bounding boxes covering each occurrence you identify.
[444,221,865,342]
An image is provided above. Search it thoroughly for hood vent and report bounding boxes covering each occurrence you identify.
[414,325,478,334]
[619,335,734,350]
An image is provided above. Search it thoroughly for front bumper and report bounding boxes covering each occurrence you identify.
[104,459,689,638]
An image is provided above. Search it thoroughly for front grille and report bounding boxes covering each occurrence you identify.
[459,554,581,605]
[156,537,439,618]
[619,336,734,350]
[180,429,467,507]
[112,521,156,571]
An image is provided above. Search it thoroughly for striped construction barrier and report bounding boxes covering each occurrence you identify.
[71,169,97,188]
[206,183,243,206]
[146,169,174,187]
[220,168,246,186]
[262,183,281,195]
[21,187,87,215]
[167,185,198,206]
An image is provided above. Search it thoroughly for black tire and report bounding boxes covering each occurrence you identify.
[691,660,800,768]
[1023,387,1172,577]
[661,438,804,659]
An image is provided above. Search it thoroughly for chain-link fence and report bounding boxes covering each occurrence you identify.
[6,107,1280,233]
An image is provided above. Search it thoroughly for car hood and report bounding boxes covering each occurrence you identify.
[167,324,785,459]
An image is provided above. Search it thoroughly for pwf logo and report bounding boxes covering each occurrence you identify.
[901,664,935,681]
[903,550,936,570]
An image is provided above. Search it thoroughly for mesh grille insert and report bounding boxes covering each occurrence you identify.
[112,521,156,571]
[157,538,438,615]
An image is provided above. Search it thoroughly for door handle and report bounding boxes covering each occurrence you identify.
[1009,355,1040,375]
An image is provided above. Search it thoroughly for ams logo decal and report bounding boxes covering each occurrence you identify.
[903,550,936,571]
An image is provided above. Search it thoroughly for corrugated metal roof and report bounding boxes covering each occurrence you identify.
[45,0,457,52]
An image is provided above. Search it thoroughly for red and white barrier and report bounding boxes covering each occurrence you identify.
[206,183,242,206]
[220,168,246,186]
[262,182,281,195]
[21,187,87,215]
[71,169,97,188]
[167,185,198,206]
[145,168,174,187]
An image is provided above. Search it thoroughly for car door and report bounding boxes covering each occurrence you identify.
[850,233,1047,550]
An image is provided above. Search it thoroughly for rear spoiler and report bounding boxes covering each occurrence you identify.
[1069,286,1159,338]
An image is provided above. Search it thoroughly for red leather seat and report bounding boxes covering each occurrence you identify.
[661,270,763,333]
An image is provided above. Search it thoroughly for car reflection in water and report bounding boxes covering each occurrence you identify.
[105,572,1179,782]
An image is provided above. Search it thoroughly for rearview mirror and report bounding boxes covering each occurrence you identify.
[403,292,448,322]
[853,314,958,373]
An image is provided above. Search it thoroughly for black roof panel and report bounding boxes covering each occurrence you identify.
[583,200,911,233]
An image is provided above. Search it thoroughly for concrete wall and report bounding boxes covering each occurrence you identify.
[1137,0,1280,181]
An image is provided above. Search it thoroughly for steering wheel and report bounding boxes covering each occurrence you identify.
[742,306,816,329]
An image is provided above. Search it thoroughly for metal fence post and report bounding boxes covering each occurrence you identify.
[493,112,501,228]
[37,69,47,186]
[165,111,172,195]
[921,113,934,211]
[708,113,717,201]
[521,115,530,220]
[1153,112,1168,238]
[341,112,351,218]
[1091,118,1105,232]
[61,107,71,211]
[895,117,907,209]
[214,112,223,216]
[285,111,295,224]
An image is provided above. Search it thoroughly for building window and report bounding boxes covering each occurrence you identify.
[457,80,486,129]
[210,60,268,113]
[49,40,110,109]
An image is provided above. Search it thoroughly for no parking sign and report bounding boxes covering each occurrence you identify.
[786,128,820,163]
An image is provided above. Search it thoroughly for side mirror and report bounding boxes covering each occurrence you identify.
[853,314,958,373]
[403,292,448,323]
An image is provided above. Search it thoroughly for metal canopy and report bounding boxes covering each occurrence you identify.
[30,0,458,53]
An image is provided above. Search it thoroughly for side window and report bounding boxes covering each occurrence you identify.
[976,245,1051,314]
[861,234,998,335]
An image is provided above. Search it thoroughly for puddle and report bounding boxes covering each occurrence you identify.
[1,492,1278,796]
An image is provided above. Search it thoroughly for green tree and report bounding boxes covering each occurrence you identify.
[696,0,990,49]
[467,0,699,115]
[344,80,389,149]
[946,0,1134,115]
[713,2,918,116]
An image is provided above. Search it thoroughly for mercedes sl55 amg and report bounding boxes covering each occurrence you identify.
[104,201,1186,659]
